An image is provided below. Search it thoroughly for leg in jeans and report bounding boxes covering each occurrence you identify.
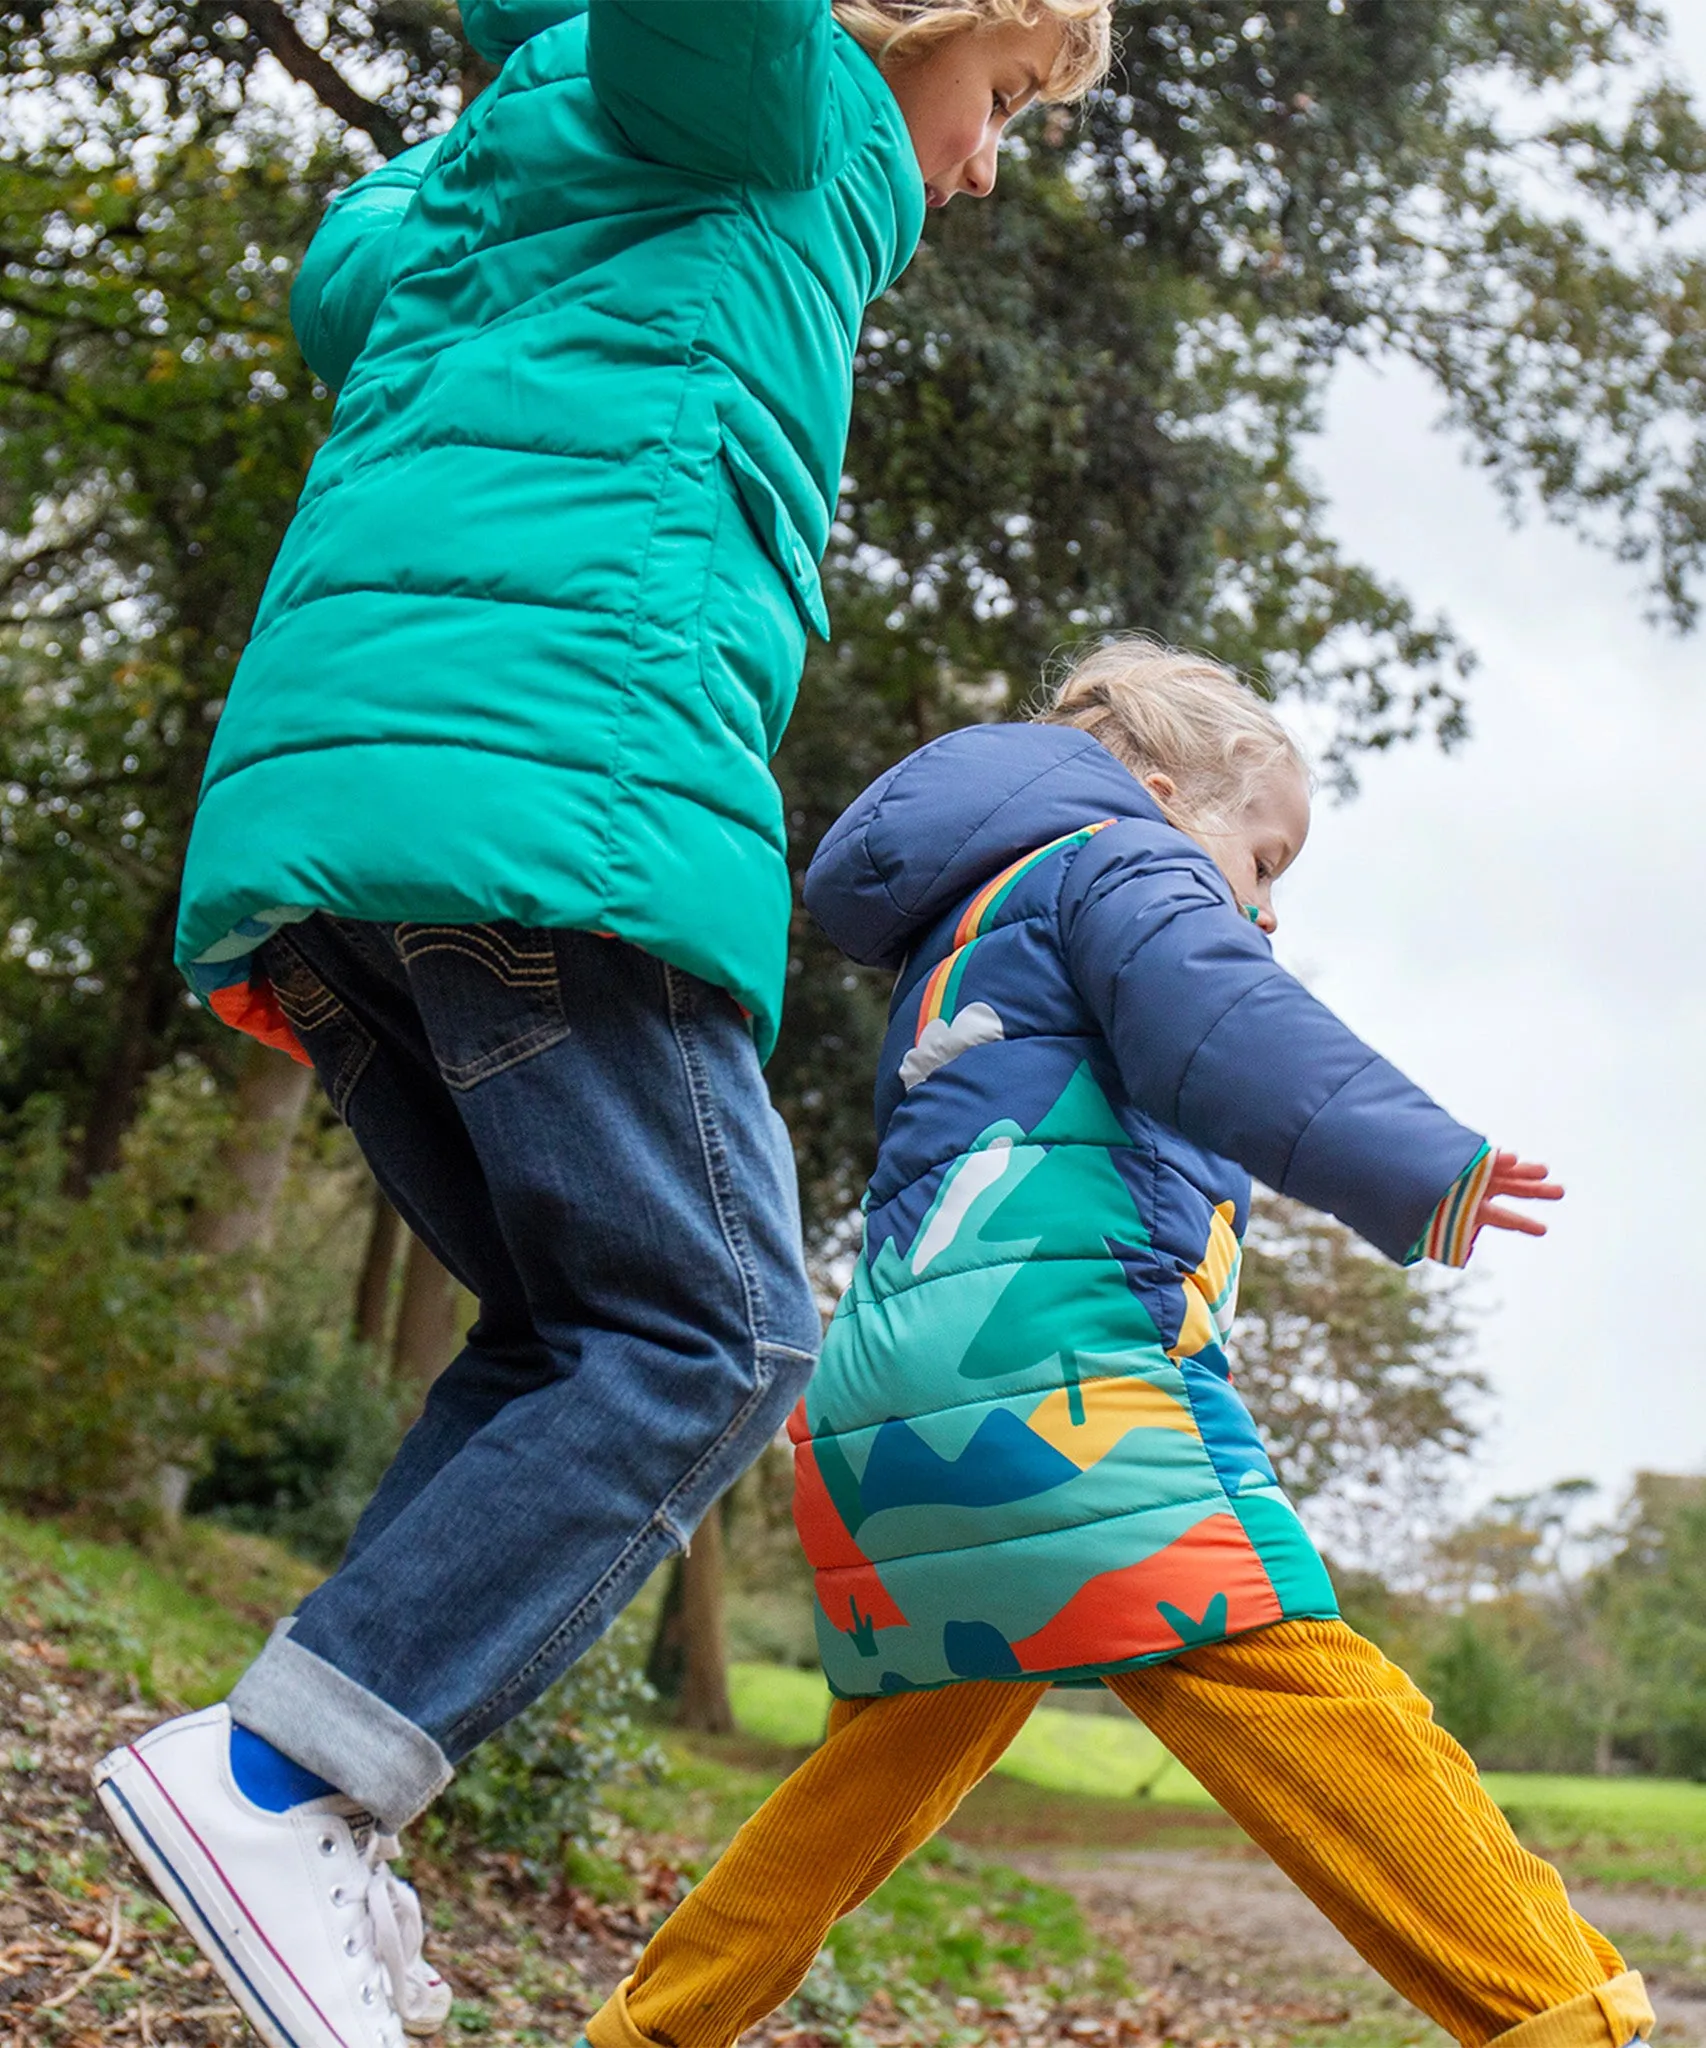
[227,918,821,1830]
[587,1679,1048,2048]
[1108,1620,1651,2048]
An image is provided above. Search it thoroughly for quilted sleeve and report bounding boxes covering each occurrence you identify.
[290,140,442,392]
[1059,824,1488,1266]
[587,0,837,188]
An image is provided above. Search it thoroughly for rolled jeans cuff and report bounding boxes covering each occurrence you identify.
[227,1618,453,1831]
[1488,1973,1654,2048]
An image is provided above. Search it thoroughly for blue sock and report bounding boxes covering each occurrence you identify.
[229,1723,339,1810]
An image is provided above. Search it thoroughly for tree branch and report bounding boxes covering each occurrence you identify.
[236,0,410,157]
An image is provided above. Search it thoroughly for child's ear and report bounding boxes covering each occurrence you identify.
[1142,771,1177,806]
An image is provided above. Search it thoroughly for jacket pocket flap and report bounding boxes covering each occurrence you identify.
[719,429,831,639]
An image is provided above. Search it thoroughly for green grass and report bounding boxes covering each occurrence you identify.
[1479,1771,1706,1834]
[730,1660,1706,1883]
[0,1506,319,1705]
[823,1838,1119,2007]
[1480,1771,1706,1887]
[730,1660,1218,1803]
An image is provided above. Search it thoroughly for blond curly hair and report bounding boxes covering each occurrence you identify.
[832,0,1113,104]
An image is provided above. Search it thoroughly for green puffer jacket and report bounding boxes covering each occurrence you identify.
[177,0,923,1060]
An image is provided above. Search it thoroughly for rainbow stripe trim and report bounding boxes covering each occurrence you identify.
[914,820,1116,1044]
[1410,1142,1495,1268]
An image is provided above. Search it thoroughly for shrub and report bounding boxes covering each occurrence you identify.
[0,1077,241,1508]
[423,1616,663,1887]
[187,1320,408,1566]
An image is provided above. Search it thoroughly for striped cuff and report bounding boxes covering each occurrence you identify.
[1406,1142,1495,1268]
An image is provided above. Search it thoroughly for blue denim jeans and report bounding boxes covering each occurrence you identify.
[226,919,820,1829]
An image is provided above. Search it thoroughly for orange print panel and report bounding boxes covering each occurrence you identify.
[791,1445,909,1632]
[791,1439,863,1570]
[815,1560,908,1637]
[1011,1513,1281,1671]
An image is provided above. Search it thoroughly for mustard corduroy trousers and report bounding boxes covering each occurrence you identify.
[585,1620,1650,2048]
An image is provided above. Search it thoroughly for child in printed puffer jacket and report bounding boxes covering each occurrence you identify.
[580,638,1652,2048]
[92,8,1112,2048]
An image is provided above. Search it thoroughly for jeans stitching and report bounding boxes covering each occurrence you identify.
[396,920,571,1090]
[664,962,768,1347]
[437,1020,573,1092]
[268,936,377,1120]
[395,922,560,988]
[757,1340,817,1365]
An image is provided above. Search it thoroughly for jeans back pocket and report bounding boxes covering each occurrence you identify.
[394,922,571,1091]
[262,936,377,1121]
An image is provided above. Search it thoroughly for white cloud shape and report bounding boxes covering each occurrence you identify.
[898,1000,1006,1093]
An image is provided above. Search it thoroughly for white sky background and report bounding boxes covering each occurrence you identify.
[1274,9,1706,1516]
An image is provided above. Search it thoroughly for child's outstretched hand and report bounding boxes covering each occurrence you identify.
[1475,1152,1564,1239]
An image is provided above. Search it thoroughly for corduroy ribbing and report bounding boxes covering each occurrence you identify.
[587,1679,1046,2048]
[1106,1621,1649,2047]
[586,1621,1649,2048]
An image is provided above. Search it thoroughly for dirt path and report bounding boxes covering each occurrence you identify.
[1016,1849,1706,2048]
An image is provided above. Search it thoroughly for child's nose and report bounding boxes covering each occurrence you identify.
[961,130,1001,198]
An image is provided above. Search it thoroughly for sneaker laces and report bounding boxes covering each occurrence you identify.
[366,1831,451,2037]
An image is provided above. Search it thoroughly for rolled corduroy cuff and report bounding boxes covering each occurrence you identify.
[1488,1971,1654,2048]
[584,1975,649,2048]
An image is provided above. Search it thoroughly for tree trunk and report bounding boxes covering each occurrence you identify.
[71,885,187,1193]
[156,1039,313,1520]
[189,1039,315,1258]
[390,1230,461,1401]
[353,1180,404,1352]
[676,1501,734,1733]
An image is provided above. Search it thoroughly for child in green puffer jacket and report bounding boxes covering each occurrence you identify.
[94,9,1114,2048]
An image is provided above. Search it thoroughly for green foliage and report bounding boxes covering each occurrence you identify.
[187,1319,410,1566]
[1425,1613,1515,1756]
[1420,1482,1626,1774]
[1595,1474,1706,1777]
[0,136,341,1165]
[1232,1195,1484,1561]
[0,1069,242,1507]
[0,1506,318,1704]
[2,0,466,161]
[425,1618,665,1887]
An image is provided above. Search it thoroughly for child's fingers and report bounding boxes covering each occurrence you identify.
[1487,1158,1563,1201]
[1490,1176,1564,1202]
[1477,1203,1549,1237]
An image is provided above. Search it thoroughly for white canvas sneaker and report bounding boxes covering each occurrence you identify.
[95,1703,452,2048]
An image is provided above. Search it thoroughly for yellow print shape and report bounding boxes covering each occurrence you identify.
[1026,1374,1199,1471]
[1170,1202,1240,1362]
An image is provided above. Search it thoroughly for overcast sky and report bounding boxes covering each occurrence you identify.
[1272,9,1706,1517]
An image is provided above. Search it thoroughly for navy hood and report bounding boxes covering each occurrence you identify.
[804,723,1163,969]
